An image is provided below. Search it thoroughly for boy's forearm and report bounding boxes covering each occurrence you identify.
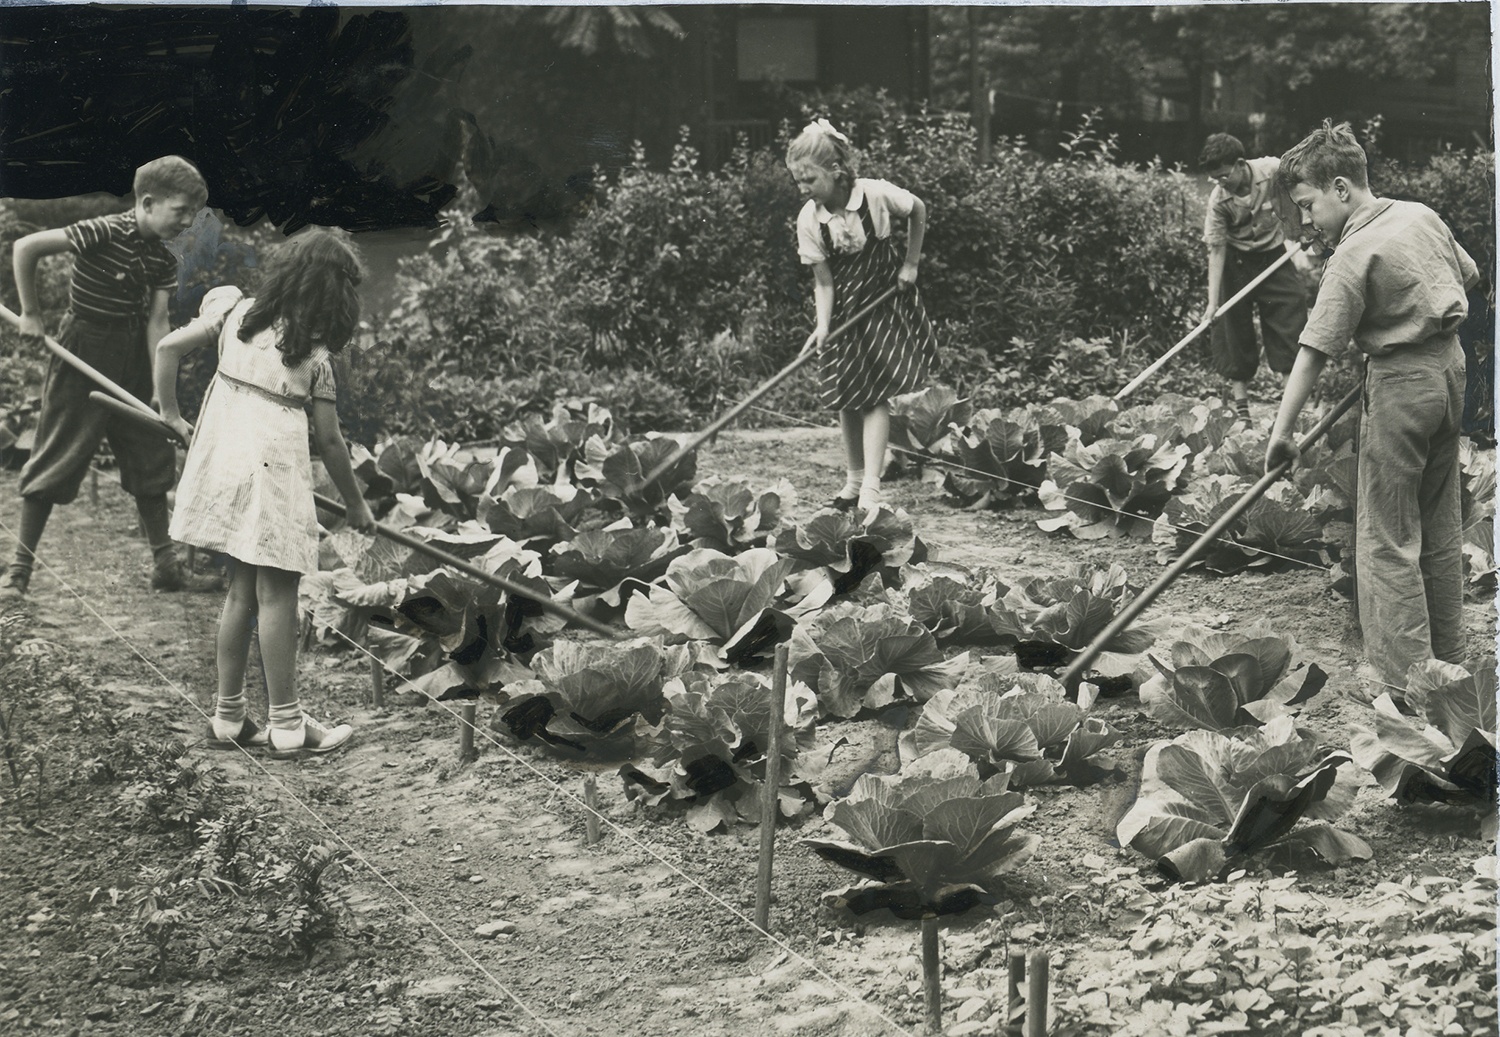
[1270,346,1329,442]
[1205,245,1227,306]
[12,230,73,316]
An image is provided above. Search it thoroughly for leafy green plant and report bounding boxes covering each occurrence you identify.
[1036,430,1192,539]
[1004,562,1156,679]
[1056,855,1498,1036]
[899,566,1024,649]
[1137,623,1329,732]
[1116,717,1371,883]
[940,406,1049,508]
[619,672,821,833]
[773,506,925,597]
[124,867,192,977]
[122,742,226,842]
[788,603,967,719]
[901,674,1120,787]
[1349,657,1497,838]
[1153,476,1327,574]
[667,476,794,553]
[497,637,692,754]
[252,843,353,961]
[802,748,1039,918]
[547,526,686,609]
[624,547,795,645]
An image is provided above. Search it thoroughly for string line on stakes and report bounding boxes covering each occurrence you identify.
[322,625,919,1037]
[0,519,571,1037]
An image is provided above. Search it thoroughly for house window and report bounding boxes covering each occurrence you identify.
[737,18,817,82]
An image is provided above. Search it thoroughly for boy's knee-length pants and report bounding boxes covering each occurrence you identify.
[1209,247,1308,382]
[1356,336,1466,688]
[18,313,177,505]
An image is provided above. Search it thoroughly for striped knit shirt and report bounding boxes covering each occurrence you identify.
[63,211,178,322]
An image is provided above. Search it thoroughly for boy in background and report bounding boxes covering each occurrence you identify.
[1199,132,1313,421]
[1264,121,1479,693]
[2,155,218,601]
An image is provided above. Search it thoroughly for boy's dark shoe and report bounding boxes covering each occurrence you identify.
[0,569,28,605]
[150,556,223,593]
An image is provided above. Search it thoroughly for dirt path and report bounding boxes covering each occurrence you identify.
[1,421,1494,1037]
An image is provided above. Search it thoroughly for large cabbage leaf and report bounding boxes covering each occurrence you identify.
[1154,476,1326,574]
[789,603,967,718]
[774,507,923,590]
[577,434,696,521]
[1349,658,1497,832]
[1004,562,1156,659]
[498,401,615,484]
[623,547,794,643]
[888,384,972,457]
[802,749,1039,916]
[1138,622,1328,731]
[901,674,1119,787]
[548,526,686,606]
[1117,718,1371,882]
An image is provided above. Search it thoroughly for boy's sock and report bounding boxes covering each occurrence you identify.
[1235,398,1252,421]
[135,494,173,563]
[11,496,52,580]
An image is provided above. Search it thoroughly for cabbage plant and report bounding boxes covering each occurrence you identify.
[802,749,1039,918]
[497,637,693,754]
[1349,658,1497,837]
[624,547,794,644]
[788,603,967,718]
[667,476,794,553]
[901,675,1120,787]
[1036,430,1191,539]
[1138,623,1328,732]
[1117,717,1371,883]
[619,672,821,833]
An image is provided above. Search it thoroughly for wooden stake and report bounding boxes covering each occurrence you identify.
[582,774,602,845]
[1006,948,1027,1035]
[368,655,386,708]
[1025,949,1050,1037]
[459,703,477,761]
[753,643,789,932]
[921,914,942,1035]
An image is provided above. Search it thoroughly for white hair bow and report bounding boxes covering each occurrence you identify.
[810,118,850,144]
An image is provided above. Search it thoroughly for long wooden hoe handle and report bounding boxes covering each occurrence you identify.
[1059,385,1360,687]
[1114,249,1297,402]
[84,395,621,640]
[636,284,902,493]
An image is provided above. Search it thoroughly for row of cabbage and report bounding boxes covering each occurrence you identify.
[295,399,1494,914]
[888,386,1496,589]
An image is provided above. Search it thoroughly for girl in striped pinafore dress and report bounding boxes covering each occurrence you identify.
[787,119,938,514]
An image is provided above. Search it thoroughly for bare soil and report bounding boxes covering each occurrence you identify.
[1,417,1494,1037]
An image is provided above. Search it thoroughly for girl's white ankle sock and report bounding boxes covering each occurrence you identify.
[858,477,882,509]
[213,689,247,733]
[268,701,303,732]
[838,469,865,500]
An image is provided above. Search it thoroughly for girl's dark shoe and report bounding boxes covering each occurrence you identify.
[823,495,858,513]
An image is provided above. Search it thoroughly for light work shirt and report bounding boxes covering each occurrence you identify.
[1203,156,1290,253]
[797,178,915,264]
[1299,198,1479,360]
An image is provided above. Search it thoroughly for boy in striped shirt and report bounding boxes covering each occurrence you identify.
[3,156,217,601]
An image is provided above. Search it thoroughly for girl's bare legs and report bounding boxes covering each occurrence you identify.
[211,560,266,744]
[836,408,865,502]
[858,402,891,510]
[258,564,353,753]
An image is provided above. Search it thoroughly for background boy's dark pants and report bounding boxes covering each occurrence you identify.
[10,314,177,577]
[1356,337,1466,689]
[1210,247,1308,383]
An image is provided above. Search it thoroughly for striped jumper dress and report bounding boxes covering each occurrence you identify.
[815,195,938,412]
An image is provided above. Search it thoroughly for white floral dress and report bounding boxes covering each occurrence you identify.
[169,286,336,575]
